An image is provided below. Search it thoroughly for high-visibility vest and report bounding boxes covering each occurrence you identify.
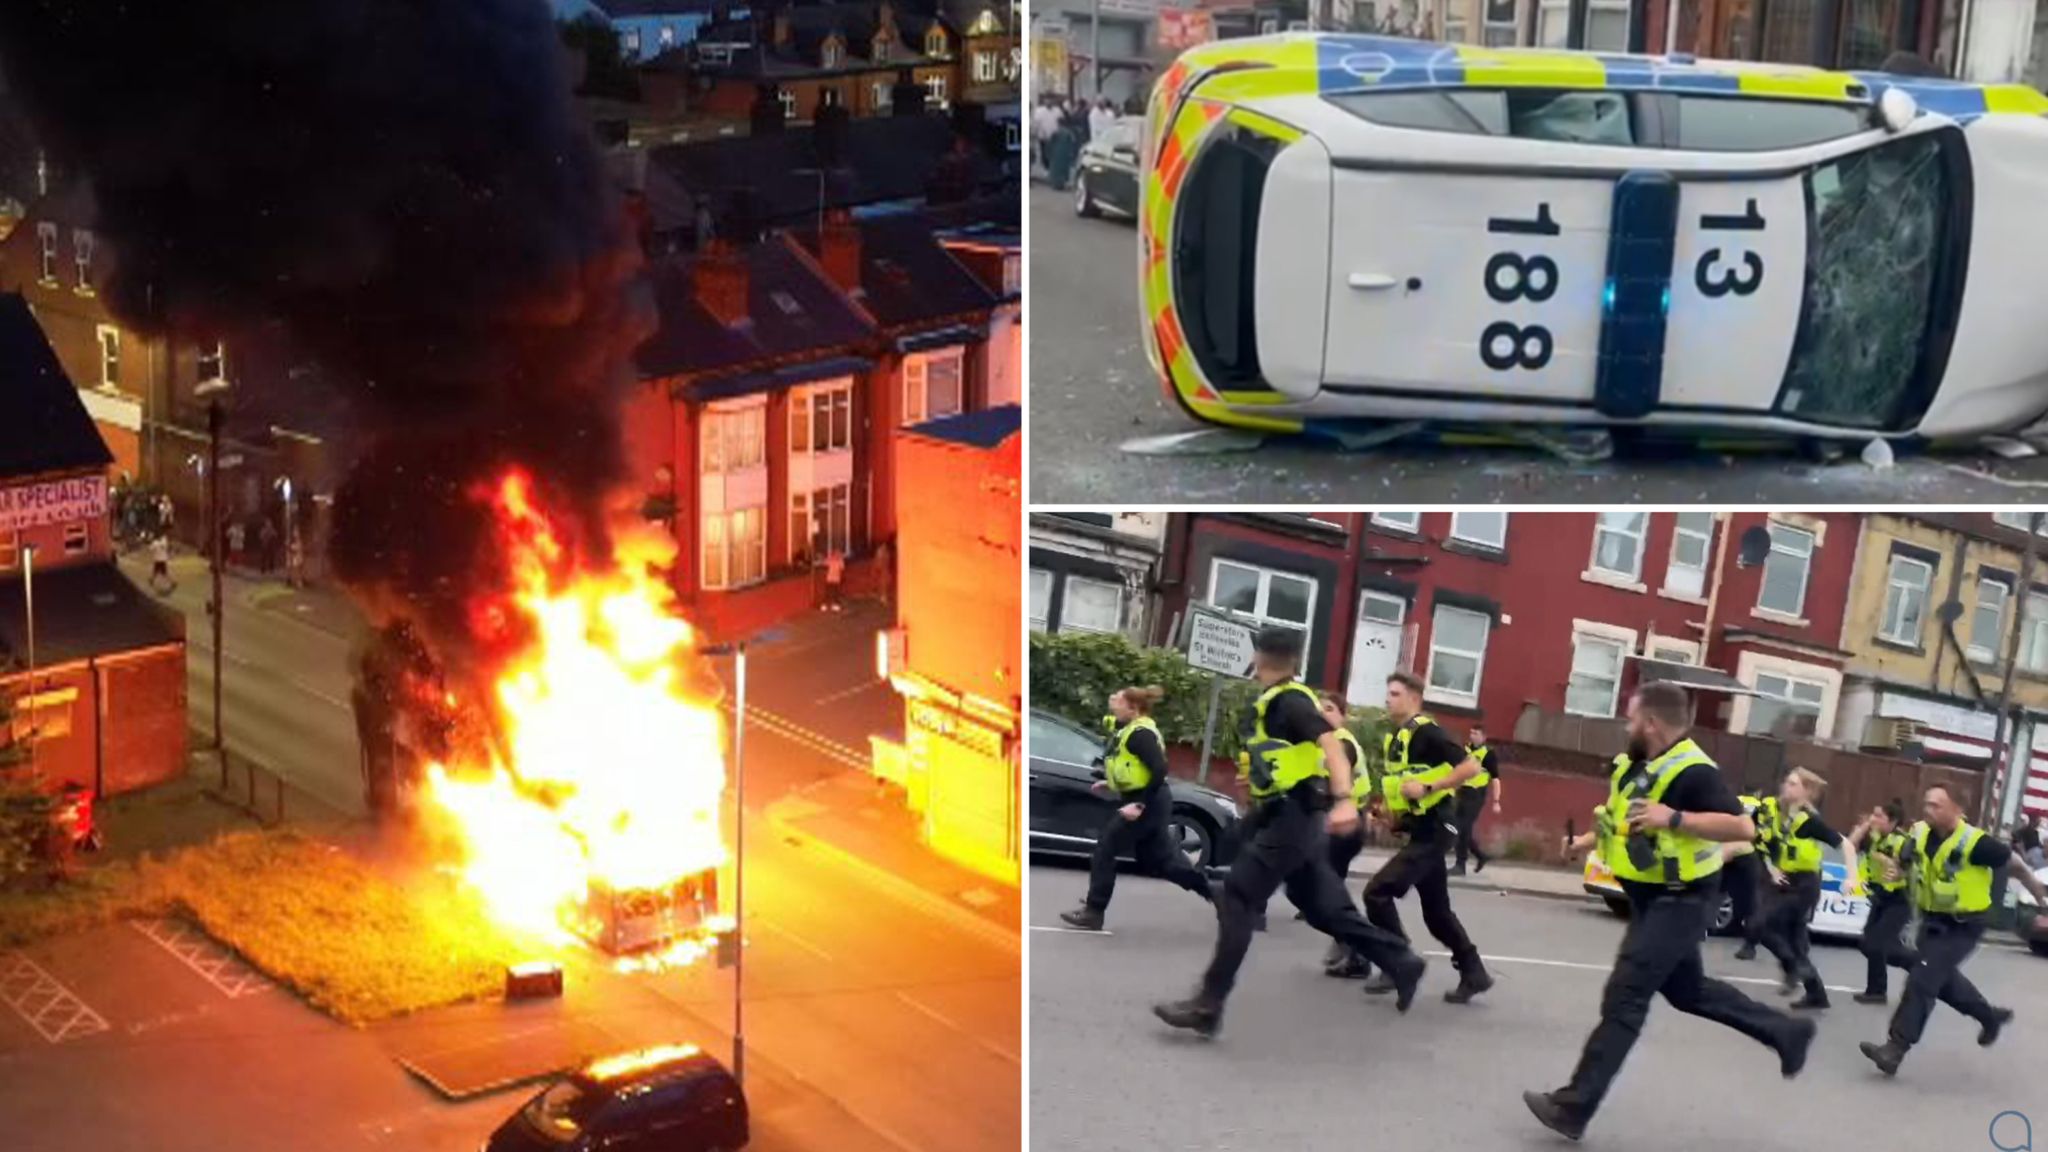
[1381,716,1456,816]
[1600,739,1726,887]
[1728,794,1762,858]
[1862,829,1909,894]
[1912,820,1995,915]
[1335,728,1372,806]
[1776,809,1823,874]
[1754,796,1782,852]
[1241,681,1328,799]
[1104,715,1160,796]
[1463,744,1493,790]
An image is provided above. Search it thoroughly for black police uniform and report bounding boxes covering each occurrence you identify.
[1156,684,1423,1034]
[1869,828,2016,1071]
[1757,808,1840,1008]
[1321,733,1375,978]
[1854,828,1917,1001]
[1079,723,1215,916]
[1451,742,1496,872]
[1361,720,1488,997]
[1528,743,1811,1138]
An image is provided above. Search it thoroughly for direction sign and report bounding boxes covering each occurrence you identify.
[1187,609,1256,677]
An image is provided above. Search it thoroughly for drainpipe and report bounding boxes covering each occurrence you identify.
[1985,513,2040,826]
[1699,512,1735,666]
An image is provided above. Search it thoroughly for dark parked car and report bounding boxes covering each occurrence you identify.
[1028,707,1242,872]
[485,1044,747,1152]
[1073,115,1144,221]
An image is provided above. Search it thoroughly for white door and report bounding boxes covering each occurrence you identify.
[1346,591,1407,706]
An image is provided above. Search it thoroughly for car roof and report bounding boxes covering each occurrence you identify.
[577,1044,731,1094]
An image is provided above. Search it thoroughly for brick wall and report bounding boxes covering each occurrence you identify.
[96,647,187,795]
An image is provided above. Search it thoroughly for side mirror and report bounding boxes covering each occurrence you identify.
[1877,87,1918,133]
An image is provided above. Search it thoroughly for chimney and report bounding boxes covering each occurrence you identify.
[694,239,750,327]
[816,209,861,293]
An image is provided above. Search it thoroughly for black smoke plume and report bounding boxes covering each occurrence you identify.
[0,1,654,674]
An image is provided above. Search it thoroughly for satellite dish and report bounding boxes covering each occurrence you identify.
[1935,599,1964,625]
[1734,525,1773,568]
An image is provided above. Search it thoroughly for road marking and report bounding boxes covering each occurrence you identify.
[1028,925,1114,936]
[748,706,867,770]
[814,679,885,706]
[760,919,836,962]
[892,990,1021,1065]
[131,918,272,998]
[0,952,109,1044]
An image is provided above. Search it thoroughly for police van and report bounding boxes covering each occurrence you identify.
[1139,34,2048,442]
[1582,842,1869,938]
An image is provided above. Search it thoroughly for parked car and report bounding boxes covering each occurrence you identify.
[1027,708,1243,872]
[484,1044,747,1152]
[1584,842,1870,939]
[1074,115,1145,221]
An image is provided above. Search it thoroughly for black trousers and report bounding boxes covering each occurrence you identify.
[1555,882,1794,1122]
[1859,889,1918,997]
[1889,915,1997,1047]
[1363,821,1484,975]
[1758,871,1826,1001]
[1199,793,1415,1003]
[1723,851,1761,938]
[1085,805,1213,911]
[1452,787,1490,868]
[1327,822,1366,879]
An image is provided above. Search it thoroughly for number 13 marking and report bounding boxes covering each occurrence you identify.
[1694,199,1766,299]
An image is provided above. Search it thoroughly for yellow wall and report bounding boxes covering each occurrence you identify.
[1842,515,2048,712]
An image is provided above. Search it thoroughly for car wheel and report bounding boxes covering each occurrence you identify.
[1075,174,1099,218]
[1711,894,1735,935]
[1603,896,1630,918]
[1169,809,1214,869]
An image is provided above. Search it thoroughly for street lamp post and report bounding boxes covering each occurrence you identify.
[704,640,749,1087]
[196,378,229,779]
[21,544,35,775]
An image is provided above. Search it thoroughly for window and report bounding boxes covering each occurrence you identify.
[902,347,964,424]
[1648,639,1699,664]
[1371,511,1420,532]
[197,341,226,385]
[873,81,893,110]
[1589,511,1647,581]
[622,29,642,55]
[36,223,56,281]
[821,39,842,68]
[700,402,765,474]
[925,73,948,105]
[789,482,851,565]
[790,381,852,454]
[0,531,18,571]
[1209,557,1317,661]
[1663,512,1713,598]
[1004,120,1020,150]
[1443,6,1470,41]
[1879,554,1934,646]
[659,24,677,48]
[1749,672,1826,737]
[1482,0,1518,45]
[702,507,766,590]
[777,88,799,119]
[1673,96,1865,151]
[62,522,88,556]
[1968,576,2011,663]
[1002,255,1020,295]
[1566,633,1626,718]
[974,50,998,82]
[1032,712,1105,765]
[1426,604,1490,706]
[72,229,93,291]
[1062,576,1123,634]
[1029,568,1052,630]
[822,86,842,109]
[1449,511,1507,550]
[1585,0,1629,48]
[926,30,947,55]
[1757,523,1814,617]
[96,325,120,389]
[1536,0,1569,42]
[2021,592,2048,675]
[1994,511,2048,535]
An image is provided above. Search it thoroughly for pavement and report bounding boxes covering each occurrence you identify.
[1028,184,2048,503]
[12,558,1020,1152]
[1029,863,2048,1150]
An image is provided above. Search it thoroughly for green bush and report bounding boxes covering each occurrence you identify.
[0,692,54,888]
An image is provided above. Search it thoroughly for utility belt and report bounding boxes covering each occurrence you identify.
[1245,776,1333,828]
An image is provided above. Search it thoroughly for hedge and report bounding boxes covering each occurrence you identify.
[1030,630,1392,774]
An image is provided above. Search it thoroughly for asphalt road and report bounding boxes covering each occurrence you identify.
[1027,185,2048,504]
[1029,863,2047,1150]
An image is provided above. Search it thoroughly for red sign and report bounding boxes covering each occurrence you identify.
[1158,8,1217,49]
[0,475,106,533]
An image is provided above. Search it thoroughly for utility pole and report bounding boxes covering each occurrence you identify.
[1090,0,1101,98]
[197,378,229,779]
[22,545,35,776]
[1986,512,2041,828]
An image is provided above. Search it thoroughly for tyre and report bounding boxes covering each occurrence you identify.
[1169,809,1215,869]
[1603,896,1630,918]
[1074,173,1100,218]
[1711,894,1735,934]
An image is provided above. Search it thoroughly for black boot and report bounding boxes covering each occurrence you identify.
[1473,853,1488,874]
[1859,1039,1904,1077]
[1733,942,1757,960]
[1387,953,1426,1013]
[1779,1017,1816,1078]
[1153,996,1222,1037]
[1853,991,1887,1005]
[1059,905,1104,931]
[1444,965,1494,1004]
[1788,993,1829,1011]
[1449,862,1468,877]
[1979,1007,2014,1048]
[1522,1091,1587,1142]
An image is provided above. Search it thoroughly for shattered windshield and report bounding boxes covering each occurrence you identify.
[1778,132,1955,428]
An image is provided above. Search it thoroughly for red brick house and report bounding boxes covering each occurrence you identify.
[1703,511,1862,740]
[680,1,960,123]
[0,293,186,797]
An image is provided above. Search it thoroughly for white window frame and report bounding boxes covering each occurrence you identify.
[1481,0,1519,45]
[925,72,948,105]
[1424,603,1490,708]
[1756,522,1815,619]
[1029,568,1052,630]
[1587,510,1648,583]
[789,481,851,566]
[72,228,93,292]
[659,24,678,48]
[902,346,965,425]
[701,506,767,591]
[1449,510,1508,550]
[1967,575,2011,663]
[778,88,798,119]
[62,522,88,556]
[700,402,765,475]
[1991,512,2048,537]
[1585,0,1630,49]
[1663,511,1714,599]
[822,39,842,68]
[2020,591,2048,675]
[873,81,893,109]
[622,29,642,55]
[790,379,853,456]
[1879,553,1935,647]
[1208,557,1319,664]
[36,223,57,282]
[1565,628,1630,719]
[1061,575,1124,635]
[926,30,948,56]
[974,49,999,82]
[1748,670,1828,737]
[1371,510,1421,532]
[96,324,120,390]
[1646,636,1702,665]
[197,340,226,385]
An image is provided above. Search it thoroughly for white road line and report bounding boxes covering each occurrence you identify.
[892,991,1021,1065]
[760,919,837,962]
[130,918,271,998]
[748,706,867,769]
[1028,925,1114,936]
[814,679,885,706]
[0,951,109,1044]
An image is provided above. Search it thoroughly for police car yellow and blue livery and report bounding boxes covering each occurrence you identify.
[1139,34,2048,443]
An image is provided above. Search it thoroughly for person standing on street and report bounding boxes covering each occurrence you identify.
[822,549,846,613]
[1154,627,1425,1036]
[1860,784,2048,1076]
[148,533,176,595]
[1756,768,1856,1011]
[1451,722,1500,875]
[1317,692,1377,979]
[1848,800,1916,1005]
[1359,673,1493,1005]
[1525,682,1815,1141]
[1059,686,1214,930]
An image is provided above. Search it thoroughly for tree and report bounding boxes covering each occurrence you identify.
[0,690,54,887]
[559,17,643,101]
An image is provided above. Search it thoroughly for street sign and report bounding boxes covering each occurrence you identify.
[1187,609,1256,678]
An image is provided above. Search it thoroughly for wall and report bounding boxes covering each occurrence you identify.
[896,430,1021,704]
[698,65,959,121]
[1961,0,2041,79]
[0,645,186,798]
[1173,515,1358,691]
[1709,511,1859,650]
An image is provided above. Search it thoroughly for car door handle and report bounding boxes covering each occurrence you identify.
[1347,272,1398,291]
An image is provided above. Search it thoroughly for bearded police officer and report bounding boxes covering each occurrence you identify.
[1059,685,1215,931]
[1154,627,1426,1037]
[1358,672,1492,1005]
[1860,783,2048,1077]
[1316,692,1377,979]
[1450,722,1499,876]
[1847,800,1916,1005]
[1525,682,1814,1141]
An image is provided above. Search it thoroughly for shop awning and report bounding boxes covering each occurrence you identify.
[0,563,185,671]
[1627,656,1761,696]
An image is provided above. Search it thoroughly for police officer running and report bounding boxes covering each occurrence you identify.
[1060,686,1215,931]
[1725,790,1770,958]
[1358,672,1493,1005]
[1755,768,1856,1011]
[1316,692,1378,980]
[1525,682,1815,1141]
[1860,783,2048,1077]
[1450,722,1500,876]
[1847,800,1916,1005]
[1154,627,1426,1036]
